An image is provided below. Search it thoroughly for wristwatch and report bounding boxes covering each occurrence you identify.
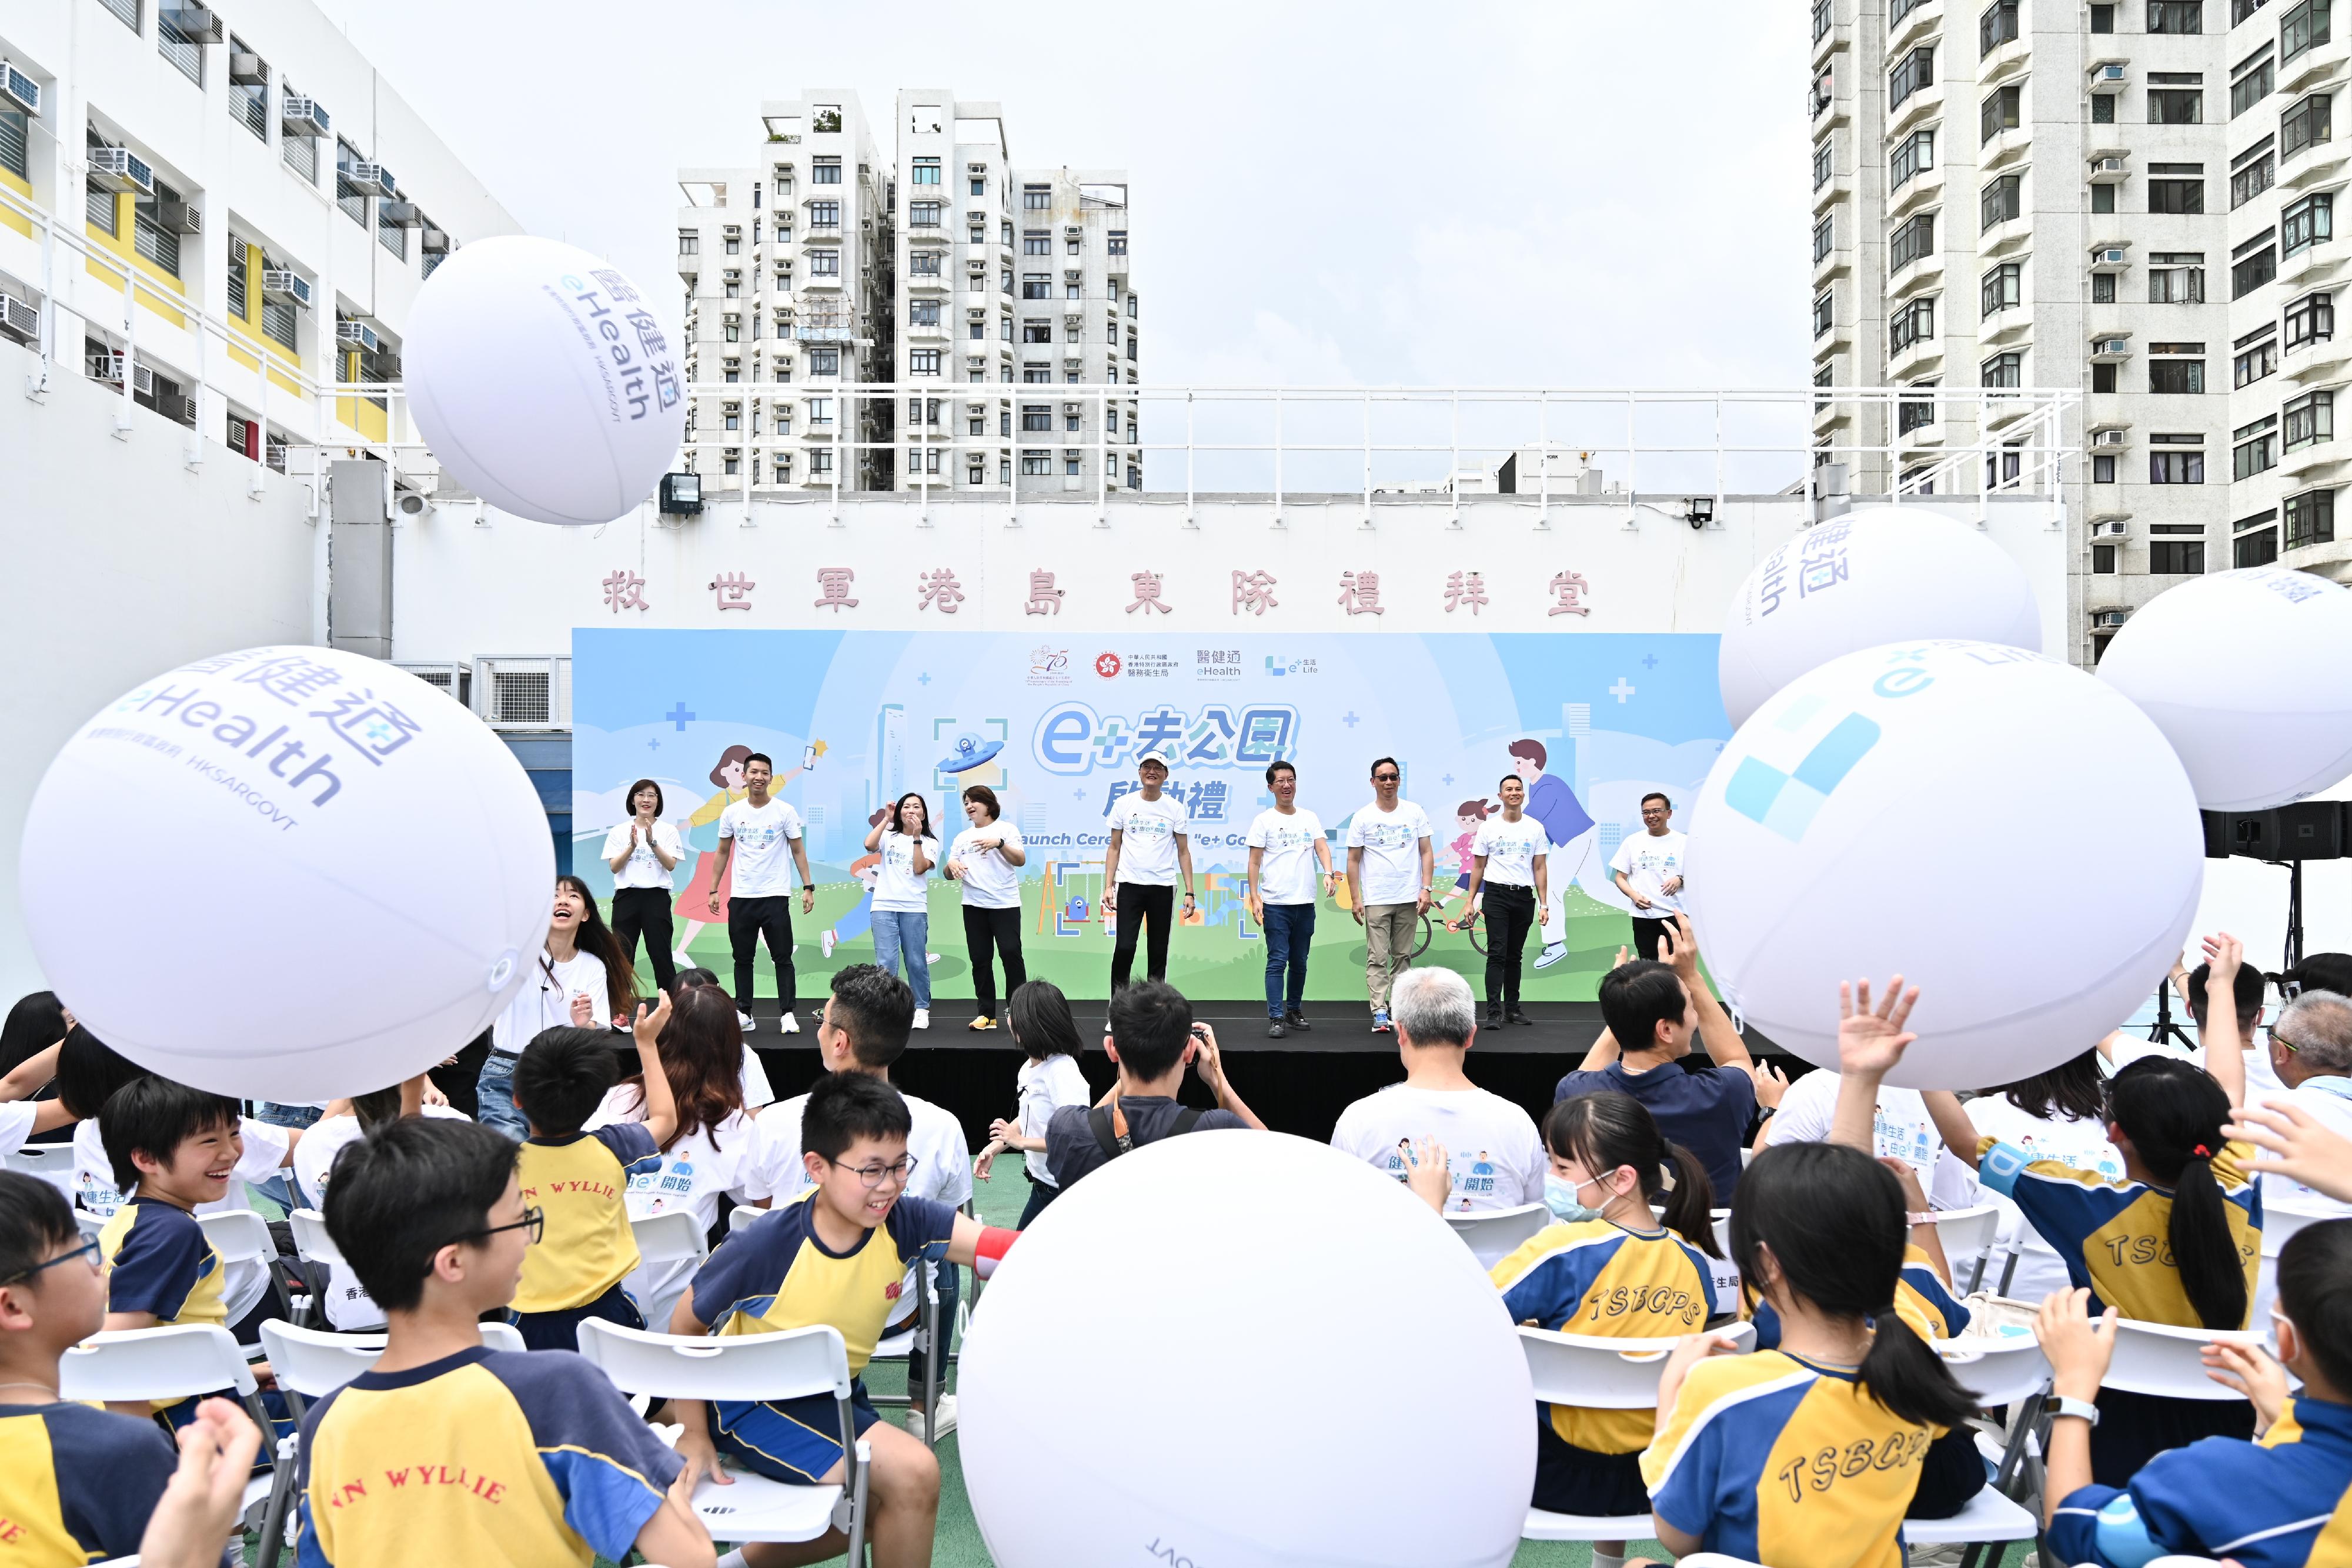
[2050,1395,2100,1427]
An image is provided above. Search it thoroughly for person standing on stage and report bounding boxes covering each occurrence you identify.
[605,778,683,993]
[1104,750,1195,992]
[866,791,940,1031]
[1245,761,1340,1039]
[1611,793,1689,961]
[1455,774,1549,1028]
[703,753,815,1035]
[1346,757,1435,1035]
[947,784,1029,1033]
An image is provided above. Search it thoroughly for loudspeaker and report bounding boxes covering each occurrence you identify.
[2201,803,2346,860]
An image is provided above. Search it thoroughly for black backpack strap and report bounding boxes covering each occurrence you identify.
[1089,1105,1127,1162]
[1170,1106,1205,1136]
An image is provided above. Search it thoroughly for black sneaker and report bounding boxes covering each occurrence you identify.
[1284,1010,1312,1032]
[1267,1018,1288,1039]
[1485,1005,1505,1028]
[1506,1007,1535,1027]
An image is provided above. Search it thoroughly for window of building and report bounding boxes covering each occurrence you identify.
[2150,88,2206,123]
[1892,129,1936,188]
[1890,212,1936,270]
[1812,66,1836,119]
[2094,453,2119,482]
[2149,0,2206,28]
[910,200,941,228]
[2288,388,2336,448]
[1814,136,1836,190]
[1899,385,1937,434]
[809,201,839,228]
[807,396,834,425]
[158,7,203,83]
[1890,296,1936,353]
[2149,347,2207,393]
[810,448,833,474]
[226,238,248,319]
[2285,92,2334,159]
[1982,262,2023,317]
[1021,405,1051,432]
[2150,176,2207,213]
[1982,84,2023,141]
[1817,291,1839,339]
[2238,0,2274,18]
[1023,184,1051,210]
[907,250,943,275]
[2093,361,2120,392]
[970,173,986,197]
[132,180,182,277]
[1023,230,1048,255]
[2233,49,2277,116]
[2238,323,2281,383]
[2236,512,2282,566]
[2289,487,2337,547]
[723,453,739,475]
[1021,273,1049,299]
[1816,0,1834,42]
[2234,230,2278,295]
[2233,138,2277,208]
[379,208,406,260]
[2150,447,2207,483]
[910,298,942,326]
[1983,350,2025,387]
[2094,93,2119,123]
[2094,270,2119,303]
[2093,182,2117,215]
[1814,215,1835,263]
[809,250,840,276]
[2237,414,2281,476]
[335,141,368,225]
[2287,190,2335,253]
[812,157,841,185]
[2290,289,2337,346]
[2284,0,2332,64]
[723,316,740,343]
[1023,366,1051,383]
[808,348,839,376]
[226,37,268,142]
[2151,537,2208,571]
[1024,321,1053,344]
[2150,252,2207,302]
[1981,0,2021,53]
[679,232,699,256]
[1020,449,1050,474]
[1890,46,1936,109]
[910,349,941,376]
[723,407,740,431]
[2093,544,2119,574]
[1982,173,2023,230]
[2092,1,2117,27]
[911,156,940,185]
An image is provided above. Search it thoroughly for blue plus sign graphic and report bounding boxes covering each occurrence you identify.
[1073,788,1085,799]
[664,703,696,731]
[1441,774,1454,785]
[1641,654,1659,670]
[646,738,660,751]
[917,671,932,686]
[1341,711,1361,728]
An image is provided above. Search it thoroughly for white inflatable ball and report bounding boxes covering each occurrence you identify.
[2096,567,2352,811]
[960,1131,1532,1568]
[19,647,553,1099]
[1685,641,2201,1090]
[404,236,687,526]
[1719,507,2043,727]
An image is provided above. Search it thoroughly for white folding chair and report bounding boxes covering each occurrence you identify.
[2255,1200,2341,1325]
[74,1209,105,1243]
[1902,1485,2040,1568]
[863,1260,946,1447]
[196,1209,293,1332]
[1443,1202,1549,1271]
[1928,1202,2003,1293]
[58,1325,278,1534]
[1518,1319,1758,1544]
[1933,1333,2054,1523]
[2104,1317,2270,1400]
[5,1143,76,1196]
[576,1319,870,1557]
[625,1209,710,1336]
[283,1208,350,1329]
[729,1203,769,1238]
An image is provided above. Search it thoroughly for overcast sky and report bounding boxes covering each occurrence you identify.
[316,0,1809,484]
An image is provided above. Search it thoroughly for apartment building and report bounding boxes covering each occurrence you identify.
[1810,0,2237,664]
[676,88,1141,499]
[0,0,513,466]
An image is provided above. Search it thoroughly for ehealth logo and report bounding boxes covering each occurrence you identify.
[1723,693,1882,843]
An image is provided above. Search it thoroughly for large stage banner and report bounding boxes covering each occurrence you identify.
[573,629,1729,1002]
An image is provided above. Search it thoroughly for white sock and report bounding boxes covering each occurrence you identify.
[1592,1554,1625,1568]
[717,1551,751,1568]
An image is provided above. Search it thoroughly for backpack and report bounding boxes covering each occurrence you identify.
[1088,1100,1205,1162]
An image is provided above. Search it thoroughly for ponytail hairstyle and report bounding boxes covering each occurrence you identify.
[556,873,640,1022]
[1995,1048,2107,1124]
[2106,1056,2249,1330]
[350,1085,406,1131]
[1006,979,1083,1065]
[1541,1093,1720,1258]
[621,982,746,1154]
[1732,1142,1978,1429]
[2275,952,2352,1001]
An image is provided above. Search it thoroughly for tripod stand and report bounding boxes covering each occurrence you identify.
[2146,971,2195,1051]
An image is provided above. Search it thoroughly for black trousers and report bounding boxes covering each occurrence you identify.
[1111,882,1175,989]
[1631,914,1683,962]
[2092,1385,2256,1487]
[730,895,796,1015]
[963,904,1028,1017]
[609,886,677,992]
[1484,884,1538,1007]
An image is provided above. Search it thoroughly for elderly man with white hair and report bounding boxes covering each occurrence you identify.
[1328,966,1545,1212]
[2256,987,2352,1214]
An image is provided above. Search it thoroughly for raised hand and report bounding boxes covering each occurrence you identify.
[1836,974,1920,1079]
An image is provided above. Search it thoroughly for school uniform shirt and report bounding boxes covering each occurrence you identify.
[1014,1054,1092,1186]
[1642,1349,1945,1568]
[73,1114,290,1325]
[689,1189,958,1375]
[1329,1084,1546,1213]
[1347,800,1434,905]
[1975,1133,2263,1326]
[1766,1071,1980,1212]
[872,830,939,914]
[293,1345,683,1568]
[2049,1395,2352,1568]
[2252,1079,2352,1216]
[717,797,805,897]
[0,1399,177,1563]
[1965,1095,2126,1305]
[1107,791,1190,886]
[1245,808,1327,904]
[600,818,682,890]
[1609,829,1690,915]
[490,949,613,1055]
[1556,1061,1755,1205]
[1492,1219,1727,1454]
[512,1125,662,1315]
[948,823,1026,910]
[293,1106,475,1330]
[1752,1244,1973,1351]
[99,1199,225,1328]
[1471,814,1549,889]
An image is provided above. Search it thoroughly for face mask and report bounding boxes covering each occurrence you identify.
[1544,1173,1606,1223]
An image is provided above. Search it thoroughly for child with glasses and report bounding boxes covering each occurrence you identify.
[296,1116,711,1568]
[507,995,679,1351]
[669,1071,1018,1568]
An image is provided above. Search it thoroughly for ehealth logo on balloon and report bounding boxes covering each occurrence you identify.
[1722,697,1883,843]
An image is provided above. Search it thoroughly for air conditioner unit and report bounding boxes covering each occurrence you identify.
[162,6,223,42]
[280,93,329,138]
[0,62,38,116]
[261,269,313,309]
[376,352,402,377]
[87,147,154,196]
[2094,63,2127,83]
[376,200,420,227]
[2094,336,2132,356]
[2091,428,2129,447]
[2093,246,2129,266]
[91,352,154,397]
[342,161,395,197]
[176,394,199,424]
[156,200,201,235]
[2091,156,2127,176]
[228,51,265,85]
[2092,519,2132,539]
[419,226,450,253]
[0,288,35,343]
[229,234,248,266]
[336,319,380,352]
[2091,610,2132,630]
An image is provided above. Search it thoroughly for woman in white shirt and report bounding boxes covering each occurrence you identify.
[1964,1047,2122,1303]
[604,778,683,992]
[866,792,941,1030]
[977,979,1094,1226]
[479,874,637,1140]
[946,784,1029,1032]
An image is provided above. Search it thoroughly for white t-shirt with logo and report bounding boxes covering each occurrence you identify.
[1015,1054,1093,1185]
[2252,1080,2352,1216]
[491,948,612,1054]
[1348,800,1434,906]
[948,823,1027,911]
[873,831,940,915]
[293,1105,474,1329]
[1609,829,1689,915]
[1108,791,1191,887]
[1246,808,1327,905]
[74,1114,292,1323]
[1765,1070,1979,1211]
[1330,1084,1546,1213]
[741,1087,974,1212]
[719,797,806,898]
[602,818,683,891]
[1964,1093,2126,1303]
[1471,814,1549,890]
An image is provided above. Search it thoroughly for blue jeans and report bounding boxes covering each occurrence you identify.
[873,910,931,1008]
[475,1052,528,1141]
[1262,901,1316,1018]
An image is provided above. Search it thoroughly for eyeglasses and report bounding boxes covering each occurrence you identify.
[1,1237,100,1286]
[828,1154,921,1189]
[456,1207,544,1248]
[2273,1029,2306,1056]
[1372,773,1401,783]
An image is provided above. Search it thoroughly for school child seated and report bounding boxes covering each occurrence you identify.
[0,1169,178,1560]
[667,1071,1018,1568]
[507,996,676,1351]
[295,1115,711,1568]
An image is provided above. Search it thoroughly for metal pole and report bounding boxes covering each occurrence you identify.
[830,382,842,526]
[1449,389,1460,529]
[1362,390,1373,529]
[1185,389,1195,528]
[1712,394,1723,525]
[1097,382,1108,528]
[1623,392,1636,527]
[1272,389,1283,527]
[1536,390,1551,530]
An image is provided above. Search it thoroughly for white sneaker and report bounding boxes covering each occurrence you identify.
[913,1008,930,1029]
[907,1393,957,1442]
[778,1012,801,1034]
[820,929,836,958]
[1532,942,1569,971]
[925,951,941,964]
[671,948,694,972]
[737,1010,757,1034]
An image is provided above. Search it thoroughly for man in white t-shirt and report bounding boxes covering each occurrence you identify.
[702,752,816,1034]
[1331,967,1545,1212]
[1344,757,1435,1032]
[1456,773,1550,1029]
[1103,750,1195,993]
[1245,760,1339,1038]
[740,963,974,1437]
[1610,792,1689,964]
[2252,988,2352,1215]
[604,778,684,992]
[1763,1065,1978,1211]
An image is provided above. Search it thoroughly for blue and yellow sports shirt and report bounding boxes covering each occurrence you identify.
[0,1399,176,1564]
[1641,1350,1943,1568]
[1491,1218,1727,1454]
[513,1124,661,1315]
[293,1345,681,1568]
[1753,1244,1972,1351]
[1975,1134,2261,1326]
[689,1191,956,1375]
[98,1199,224,1328]
[2049,1393,2352,1568]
